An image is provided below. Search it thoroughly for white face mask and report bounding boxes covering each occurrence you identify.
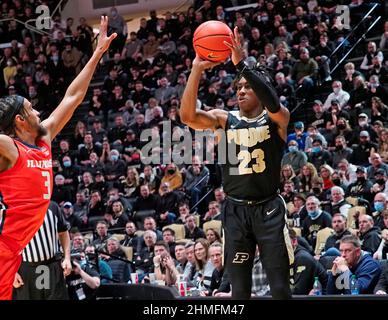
[7,61,12,66]
[333,88,340,94]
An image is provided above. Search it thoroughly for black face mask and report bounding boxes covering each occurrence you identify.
[337,124,346,130]
[86,253,96,262]
[167,169,175,175]
[312,187,321,194]
[357,177,366,183]
[332,179,341,186]
[376,179,385,185]
[335,145,343,151]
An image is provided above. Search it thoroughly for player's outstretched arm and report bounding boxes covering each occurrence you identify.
[0,135,18,170]
[180,55,227,131]
[225,27,290,140]
[41,16,117,141]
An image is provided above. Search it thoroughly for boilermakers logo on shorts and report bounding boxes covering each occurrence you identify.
[232,252,249,264]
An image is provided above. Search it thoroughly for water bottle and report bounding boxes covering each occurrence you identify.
[350,275,359,295]
[313,277,322,295]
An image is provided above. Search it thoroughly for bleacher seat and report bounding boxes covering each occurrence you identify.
[112,233,125,242]
[87,216,105,230]
[83,232,94,245]
[292,227,302,237]
[315,228,334,255]
[120,245,133,261]
[346,197,359,206]
[203,220,222,237]
[133,209,156,230]
[347,206,366,229]
[162,224,185,241]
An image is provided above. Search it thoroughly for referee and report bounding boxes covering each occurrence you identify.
[13,201,72,300]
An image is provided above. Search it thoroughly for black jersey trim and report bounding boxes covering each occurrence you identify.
[0,192,8,234]
[230,110,267,123]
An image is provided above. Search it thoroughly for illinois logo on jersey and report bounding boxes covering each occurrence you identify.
[232,252,250,264]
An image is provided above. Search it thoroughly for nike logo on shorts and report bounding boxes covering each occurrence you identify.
[266,208,276,216]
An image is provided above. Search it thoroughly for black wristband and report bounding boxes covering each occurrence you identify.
[235,60,247,73]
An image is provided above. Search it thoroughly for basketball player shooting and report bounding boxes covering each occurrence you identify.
[0,16,116,300]
[181,27,294,299]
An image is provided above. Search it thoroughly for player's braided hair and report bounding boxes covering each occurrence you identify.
[0,95,25,136]
[254,63,275,85]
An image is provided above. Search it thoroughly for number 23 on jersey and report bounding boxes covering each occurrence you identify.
[238,148,266,175]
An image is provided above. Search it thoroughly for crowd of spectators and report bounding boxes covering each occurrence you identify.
[1,0,388,299]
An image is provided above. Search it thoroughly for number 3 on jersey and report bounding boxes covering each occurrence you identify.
[41,171,51,199]
[238,148,266,175]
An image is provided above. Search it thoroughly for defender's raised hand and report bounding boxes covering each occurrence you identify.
[224,26,244,66]
[96,15,117,54]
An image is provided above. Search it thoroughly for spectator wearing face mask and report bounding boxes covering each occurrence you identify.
[347,166,374,203]
[371,193,387,230]
[3,58,17,86]
[287,121,308,151]
[104,149,126,184]
[304,125,327,153]
[370,170,388,198]
[61,155,81,190]
[350,113,378,145]
[308,139,332,170]
[350,131,378,167]
[331,135,353,168]
[331,118,353,147]
[160,163,183,192]
[302,195,332,248]
[310,178,328,203]
[325,99,350,134]
[281,140,308,175]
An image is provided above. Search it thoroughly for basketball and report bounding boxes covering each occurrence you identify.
[193,20,232,62]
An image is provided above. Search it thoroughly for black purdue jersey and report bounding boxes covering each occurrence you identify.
[221,110,285,200]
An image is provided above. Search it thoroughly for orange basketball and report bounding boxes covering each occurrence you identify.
[193,20,232,62]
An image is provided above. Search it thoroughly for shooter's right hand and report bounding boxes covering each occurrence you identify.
[192,54,220,71]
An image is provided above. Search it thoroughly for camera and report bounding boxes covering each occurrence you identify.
[70,252,83,268]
